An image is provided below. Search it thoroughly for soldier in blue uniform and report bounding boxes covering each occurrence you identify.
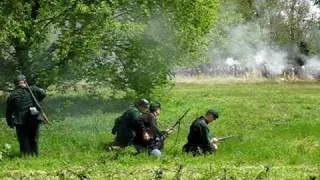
[111,99,149,150]
[6,75,46,156]
[183,109,219,155]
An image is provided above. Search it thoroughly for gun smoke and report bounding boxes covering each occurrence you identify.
[205,22,320,79]
[177,0,320,80]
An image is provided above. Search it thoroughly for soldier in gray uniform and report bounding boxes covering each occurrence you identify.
[6,75,46,156]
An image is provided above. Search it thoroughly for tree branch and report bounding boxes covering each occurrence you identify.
[38,1,78,29]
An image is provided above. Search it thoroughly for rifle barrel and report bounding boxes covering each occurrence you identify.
[26,82,51,124]
[170,108,190,129]
[217,135,234,142]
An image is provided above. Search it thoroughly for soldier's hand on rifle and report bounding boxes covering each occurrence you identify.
[165,128,173,135]
[213,144,218,150]
[211,137,218,143]
[143,132,151,141]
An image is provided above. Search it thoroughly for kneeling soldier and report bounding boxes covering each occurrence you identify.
[182,109,219,155]
[134,102,172,157]
[111,99,149,150]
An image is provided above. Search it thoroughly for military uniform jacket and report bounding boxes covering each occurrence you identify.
[6,85,46,127]
[185,116,215,152]
[112,106,143,147]
[114,107,141,132]
[134,112,162,146]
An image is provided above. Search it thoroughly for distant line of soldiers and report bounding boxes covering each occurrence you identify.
[5,75,221,157]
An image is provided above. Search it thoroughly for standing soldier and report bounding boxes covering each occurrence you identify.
[6,75,46,157]
[111,99,149,150]
[182,109,219,155]
[133,102,172,157]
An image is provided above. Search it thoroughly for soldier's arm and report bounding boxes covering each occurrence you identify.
[199,122,214,150]
[149,116,161,135]
[136,114,147,134]
[112,116,122,135]
[5,95,14,128]
[30,85,46,102]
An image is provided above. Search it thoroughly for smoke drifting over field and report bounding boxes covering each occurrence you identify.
[204,9,320,79]
[174,0,320,79]
[207,23,289,75]
[304,57,320,76]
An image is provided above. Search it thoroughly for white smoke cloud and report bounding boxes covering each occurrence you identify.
[200,0,320,79]
[208,23,288,75]
[304,57,320,75]
[225,57,240,66]
[253,47,287,74]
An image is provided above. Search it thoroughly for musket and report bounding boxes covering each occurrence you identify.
[168,108,191,144]
[25,82,51,124]
[214,135,235,142]
[150,108,190,149]
[168,108,191,131]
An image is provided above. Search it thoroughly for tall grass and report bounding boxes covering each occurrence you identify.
[0,81,319,179]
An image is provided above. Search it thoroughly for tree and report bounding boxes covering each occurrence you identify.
[0,0,219,97]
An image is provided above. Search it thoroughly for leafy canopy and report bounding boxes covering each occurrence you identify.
[0,0,219,97]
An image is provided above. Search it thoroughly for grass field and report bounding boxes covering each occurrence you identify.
[0,80,319,179]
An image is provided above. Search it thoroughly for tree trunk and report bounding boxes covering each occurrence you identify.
[289,0,298,42]
[12,0,40,82]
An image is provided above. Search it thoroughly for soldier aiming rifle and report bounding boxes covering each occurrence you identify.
[133,105,190,157]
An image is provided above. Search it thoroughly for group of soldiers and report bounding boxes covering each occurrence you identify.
[5,75,220,157]
[110,99,220,157]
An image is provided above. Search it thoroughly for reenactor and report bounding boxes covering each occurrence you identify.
[6,75,46,156]
[111,99,149,150]
[182,109,219,155]
[133,102,172,157]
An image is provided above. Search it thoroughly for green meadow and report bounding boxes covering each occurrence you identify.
[0,80,319,179]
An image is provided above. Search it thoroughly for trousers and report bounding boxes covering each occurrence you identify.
[15,122,40,156]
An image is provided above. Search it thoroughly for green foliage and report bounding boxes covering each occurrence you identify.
[0,0,220,97]
[206,0,246,57]
[0,144,12,161]
[171,0,219,53]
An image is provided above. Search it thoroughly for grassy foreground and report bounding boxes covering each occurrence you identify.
[0,80,319,179]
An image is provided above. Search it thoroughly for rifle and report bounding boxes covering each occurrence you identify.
[25,82,51,124]
[167,108,191,131]
[211,135,235,143]
[150,108,190,149]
